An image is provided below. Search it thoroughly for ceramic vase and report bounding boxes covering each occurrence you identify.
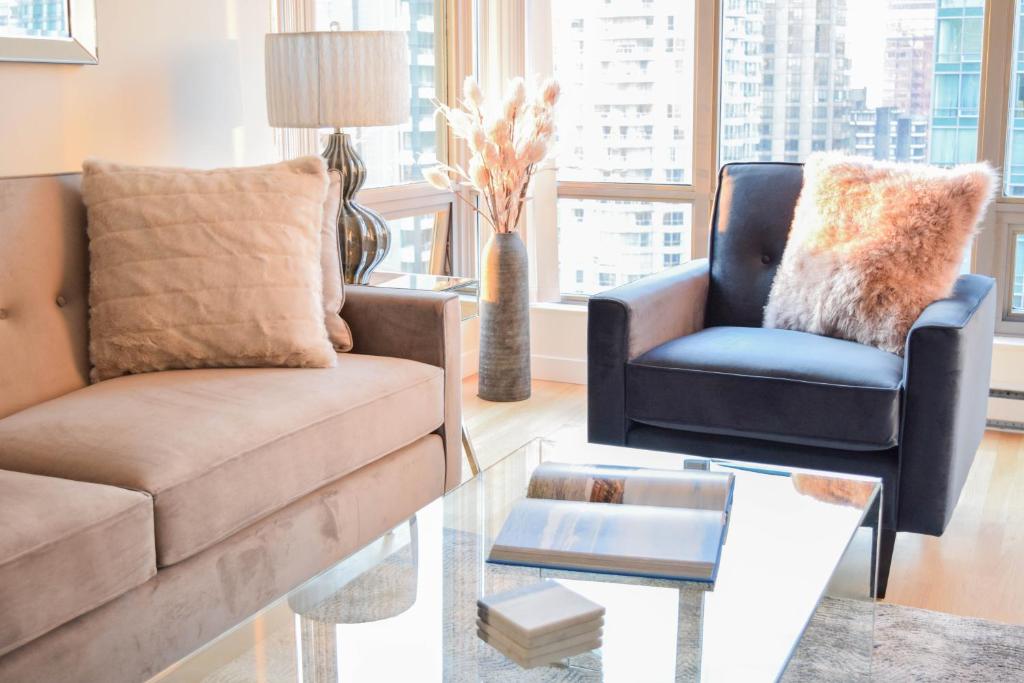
[478,232,531,401]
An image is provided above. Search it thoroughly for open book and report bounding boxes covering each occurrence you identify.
[488,462,735,582]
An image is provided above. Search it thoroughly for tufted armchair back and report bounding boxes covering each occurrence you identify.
[706,162,804,328]
[0,173,90,418]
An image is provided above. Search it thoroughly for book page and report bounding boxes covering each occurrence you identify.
[490,498,726,580]
[527,462,733,511]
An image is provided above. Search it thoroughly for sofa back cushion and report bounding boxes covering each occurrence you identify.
[0,174,91,418]
[706,162,804,328]
[82,157,338,381]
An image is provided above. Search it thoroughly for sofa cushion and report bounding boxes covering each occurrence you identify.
[0,470,155,657]
[82,157,338,382]
[0,353,444,567]
[626,326,904,450]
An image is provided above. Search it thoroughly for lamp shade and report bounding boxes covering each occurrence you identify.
[266,30,410,129]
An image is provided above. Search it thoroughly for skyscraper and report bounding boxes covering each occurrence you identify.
[928,0,984,167]
[720,0,764,163]
[883,0,936,119]
[758,0,852,162]
[552,2,696,294]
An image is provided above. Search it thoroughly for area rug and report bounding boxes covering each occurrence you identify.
[783,598,1024,682]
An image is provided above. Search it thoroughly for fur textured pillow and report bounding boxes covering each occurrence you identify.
[83,157,338,381]
[763,153,995,355]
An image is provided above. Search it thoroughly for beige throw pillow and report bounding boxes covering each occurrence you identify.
[763,153,995,355]
[83,157,338,381]
[322,170,353,352]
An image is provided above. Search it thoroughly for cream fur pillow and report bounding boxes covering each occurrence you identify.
[764,153,995,355]
[83,157,338,381]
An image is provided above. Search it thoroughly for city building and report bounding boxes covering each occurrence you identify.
[720,0,764,163]
[553,2,695,294]
[758,0,852,162]
[848,88,928,163]
[928,0,984,167]
[883,0,936,119]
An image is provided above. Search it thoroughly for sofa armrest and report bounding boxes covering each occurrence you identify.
[587,259,710,445]
[343,286,462,491]
[899,274,996,535]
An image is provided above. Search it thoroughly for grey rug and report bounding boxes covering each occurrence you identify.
[783,598,1024,682]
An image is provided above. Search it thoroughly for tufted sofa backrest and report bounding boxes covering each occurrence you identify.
[0,173,90,419]
[705,162,804,328]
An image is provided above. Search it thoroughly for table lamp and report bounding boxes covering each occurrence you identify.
[265,30,410,284]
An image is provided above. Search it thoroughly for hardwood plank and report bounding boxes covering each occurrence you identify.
[462,376,1024,624]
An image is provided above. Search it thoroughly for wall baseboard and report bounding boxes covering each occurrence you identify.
[531,354,587,385]
[461,348,478,379]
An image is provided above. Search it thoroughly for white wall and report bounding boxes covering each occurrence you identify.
[0,0,276,177]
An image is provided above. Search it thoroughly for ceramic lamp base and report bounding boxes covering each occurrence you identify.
[322,131,390,285]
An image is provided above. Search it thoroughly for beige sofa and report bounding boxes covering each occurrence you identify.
[0,173,462,682]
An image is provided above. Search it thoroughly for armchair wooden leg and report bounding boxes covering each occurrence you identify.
[872,528,897,599]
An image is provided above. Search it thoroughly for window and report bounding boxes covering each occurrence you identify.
[548,3,697,298]
[553,2,695,184]
[1007,2,1024,196]
[718,0,985,166]
[557,200,692,296]
[1013,232,1024,314]
[377,213,437,274]
[664,211,685,226]
[315,0,439,187]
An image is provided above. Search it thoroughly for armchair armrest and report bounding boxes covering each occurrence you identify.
[899,274,996,535]
[587,259,710,445]
[343,286,462,491]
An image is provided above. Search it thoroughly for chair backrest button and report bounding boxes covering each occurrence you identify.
[56,295,67,307]
[761,254,771,265]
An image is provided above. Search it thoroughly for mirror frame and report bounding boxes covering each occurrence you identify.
[0,0,97,65]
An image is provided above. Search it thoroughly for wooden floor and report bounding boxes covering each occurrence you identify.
[462,376,1024,625]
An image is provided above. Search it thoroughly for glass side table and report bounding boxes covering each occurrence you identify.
[365,271,482,477]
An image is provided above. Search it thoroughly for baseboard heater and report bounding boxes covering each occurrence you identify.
[988,388,1024,432]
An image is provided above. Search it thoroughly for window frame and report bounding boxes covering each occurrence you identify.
[522,0,718,304]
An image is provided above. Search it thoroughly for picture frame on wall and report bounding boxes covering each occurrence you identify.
[0,0,97,64]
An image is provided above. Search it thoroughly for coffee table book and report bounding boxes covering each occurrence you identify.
[488,462,734,581]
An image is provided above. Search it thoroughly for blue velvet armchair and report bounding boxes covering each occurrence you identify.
[587,162,997,598]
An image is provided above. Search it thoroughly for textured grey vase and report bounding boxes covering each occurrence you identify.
[322,130,390,284]
[478,232,531,402]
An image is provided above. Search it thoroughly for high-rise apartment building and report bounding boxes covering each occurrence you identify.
[849,89,928,162]
[928,0,984,167]
[758,0,852,162]
[720,0,764,163]
[883,0,936,119]
[553,2,695,295]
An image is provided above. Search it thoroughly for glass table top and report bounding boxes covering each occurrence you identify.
[151,439,880,682]
[364,271,479,321]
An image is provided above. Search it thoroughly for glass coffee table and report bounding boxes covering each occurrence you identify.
[151,439,880,682]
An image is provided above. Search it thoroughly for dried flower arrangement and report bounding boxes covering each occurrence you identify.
[423,76,561,234]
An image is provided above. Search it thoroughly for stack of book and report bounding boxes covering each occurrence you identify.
[476,580,605,669]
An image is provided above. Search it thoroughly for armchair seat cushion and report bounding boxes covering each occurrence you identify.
[626,326,904,450]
